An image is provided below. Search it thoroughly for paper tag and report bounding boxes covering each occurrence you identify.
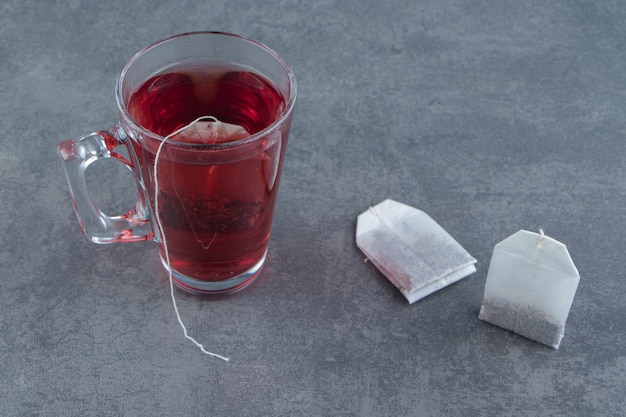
[478,230,580,349]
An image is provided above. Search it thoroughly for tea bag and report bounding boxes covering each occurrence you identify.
[356,199,477,304]
[152,116,241,362]
[478,230,580,349]
[170,116,249,144]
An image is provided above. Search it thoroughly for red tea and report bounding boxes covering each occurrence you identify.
[128,63,287,286]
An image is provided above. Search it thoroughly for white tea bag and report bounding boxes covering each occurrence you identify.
[478,230,580,349]
[356,199,477,304]
[171,116,249,144]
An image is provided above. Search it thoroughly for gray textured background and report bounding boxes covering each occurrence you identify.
[2,0,626,416]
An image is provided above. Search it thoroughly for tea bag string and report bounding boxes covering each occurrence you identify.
[154,115,230,362]
[537,229,545,244]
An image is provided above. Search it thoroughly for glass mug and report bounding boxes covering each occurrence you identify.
[58,32,297,294]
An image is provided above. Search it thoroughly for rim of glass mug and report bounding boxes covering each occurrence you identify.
[115,31,297,150]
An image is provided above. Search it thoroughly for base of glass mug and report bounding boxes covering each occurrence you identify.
[159,250,266,295]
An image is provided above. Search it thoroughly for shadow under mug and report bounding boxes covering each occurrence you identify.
[58,32,297,295]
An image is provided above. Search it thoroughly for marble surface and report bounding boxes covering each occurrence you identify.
[2,0,625,415]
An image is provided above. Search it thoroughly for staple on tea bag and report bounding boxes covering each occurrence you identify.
[356,199,477,304]
[170,116,250,144]
[478,230,580,349]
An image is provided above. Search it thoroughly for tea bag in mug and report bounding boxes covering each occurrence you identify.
[170,116,250,144]
[356,199,477,304]
[478,230,580,349]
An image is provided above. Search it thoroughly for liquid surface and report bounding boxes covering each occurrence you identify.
[129,63,285,139]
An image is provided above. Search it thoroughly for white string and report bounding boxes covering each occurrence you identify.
[153,116,230,362]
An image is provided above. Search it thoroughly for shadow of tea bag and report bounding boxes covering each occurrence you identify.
[356,199,477,304]
[478,230,580,349]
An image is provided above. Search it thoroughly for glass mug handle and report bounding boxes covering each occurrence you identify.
[57,125,154,243]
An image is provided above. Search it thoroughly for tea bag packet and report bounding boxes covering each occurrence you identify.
[356,199,477,304]
[170,116,250,144]
[478,230,580,349]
